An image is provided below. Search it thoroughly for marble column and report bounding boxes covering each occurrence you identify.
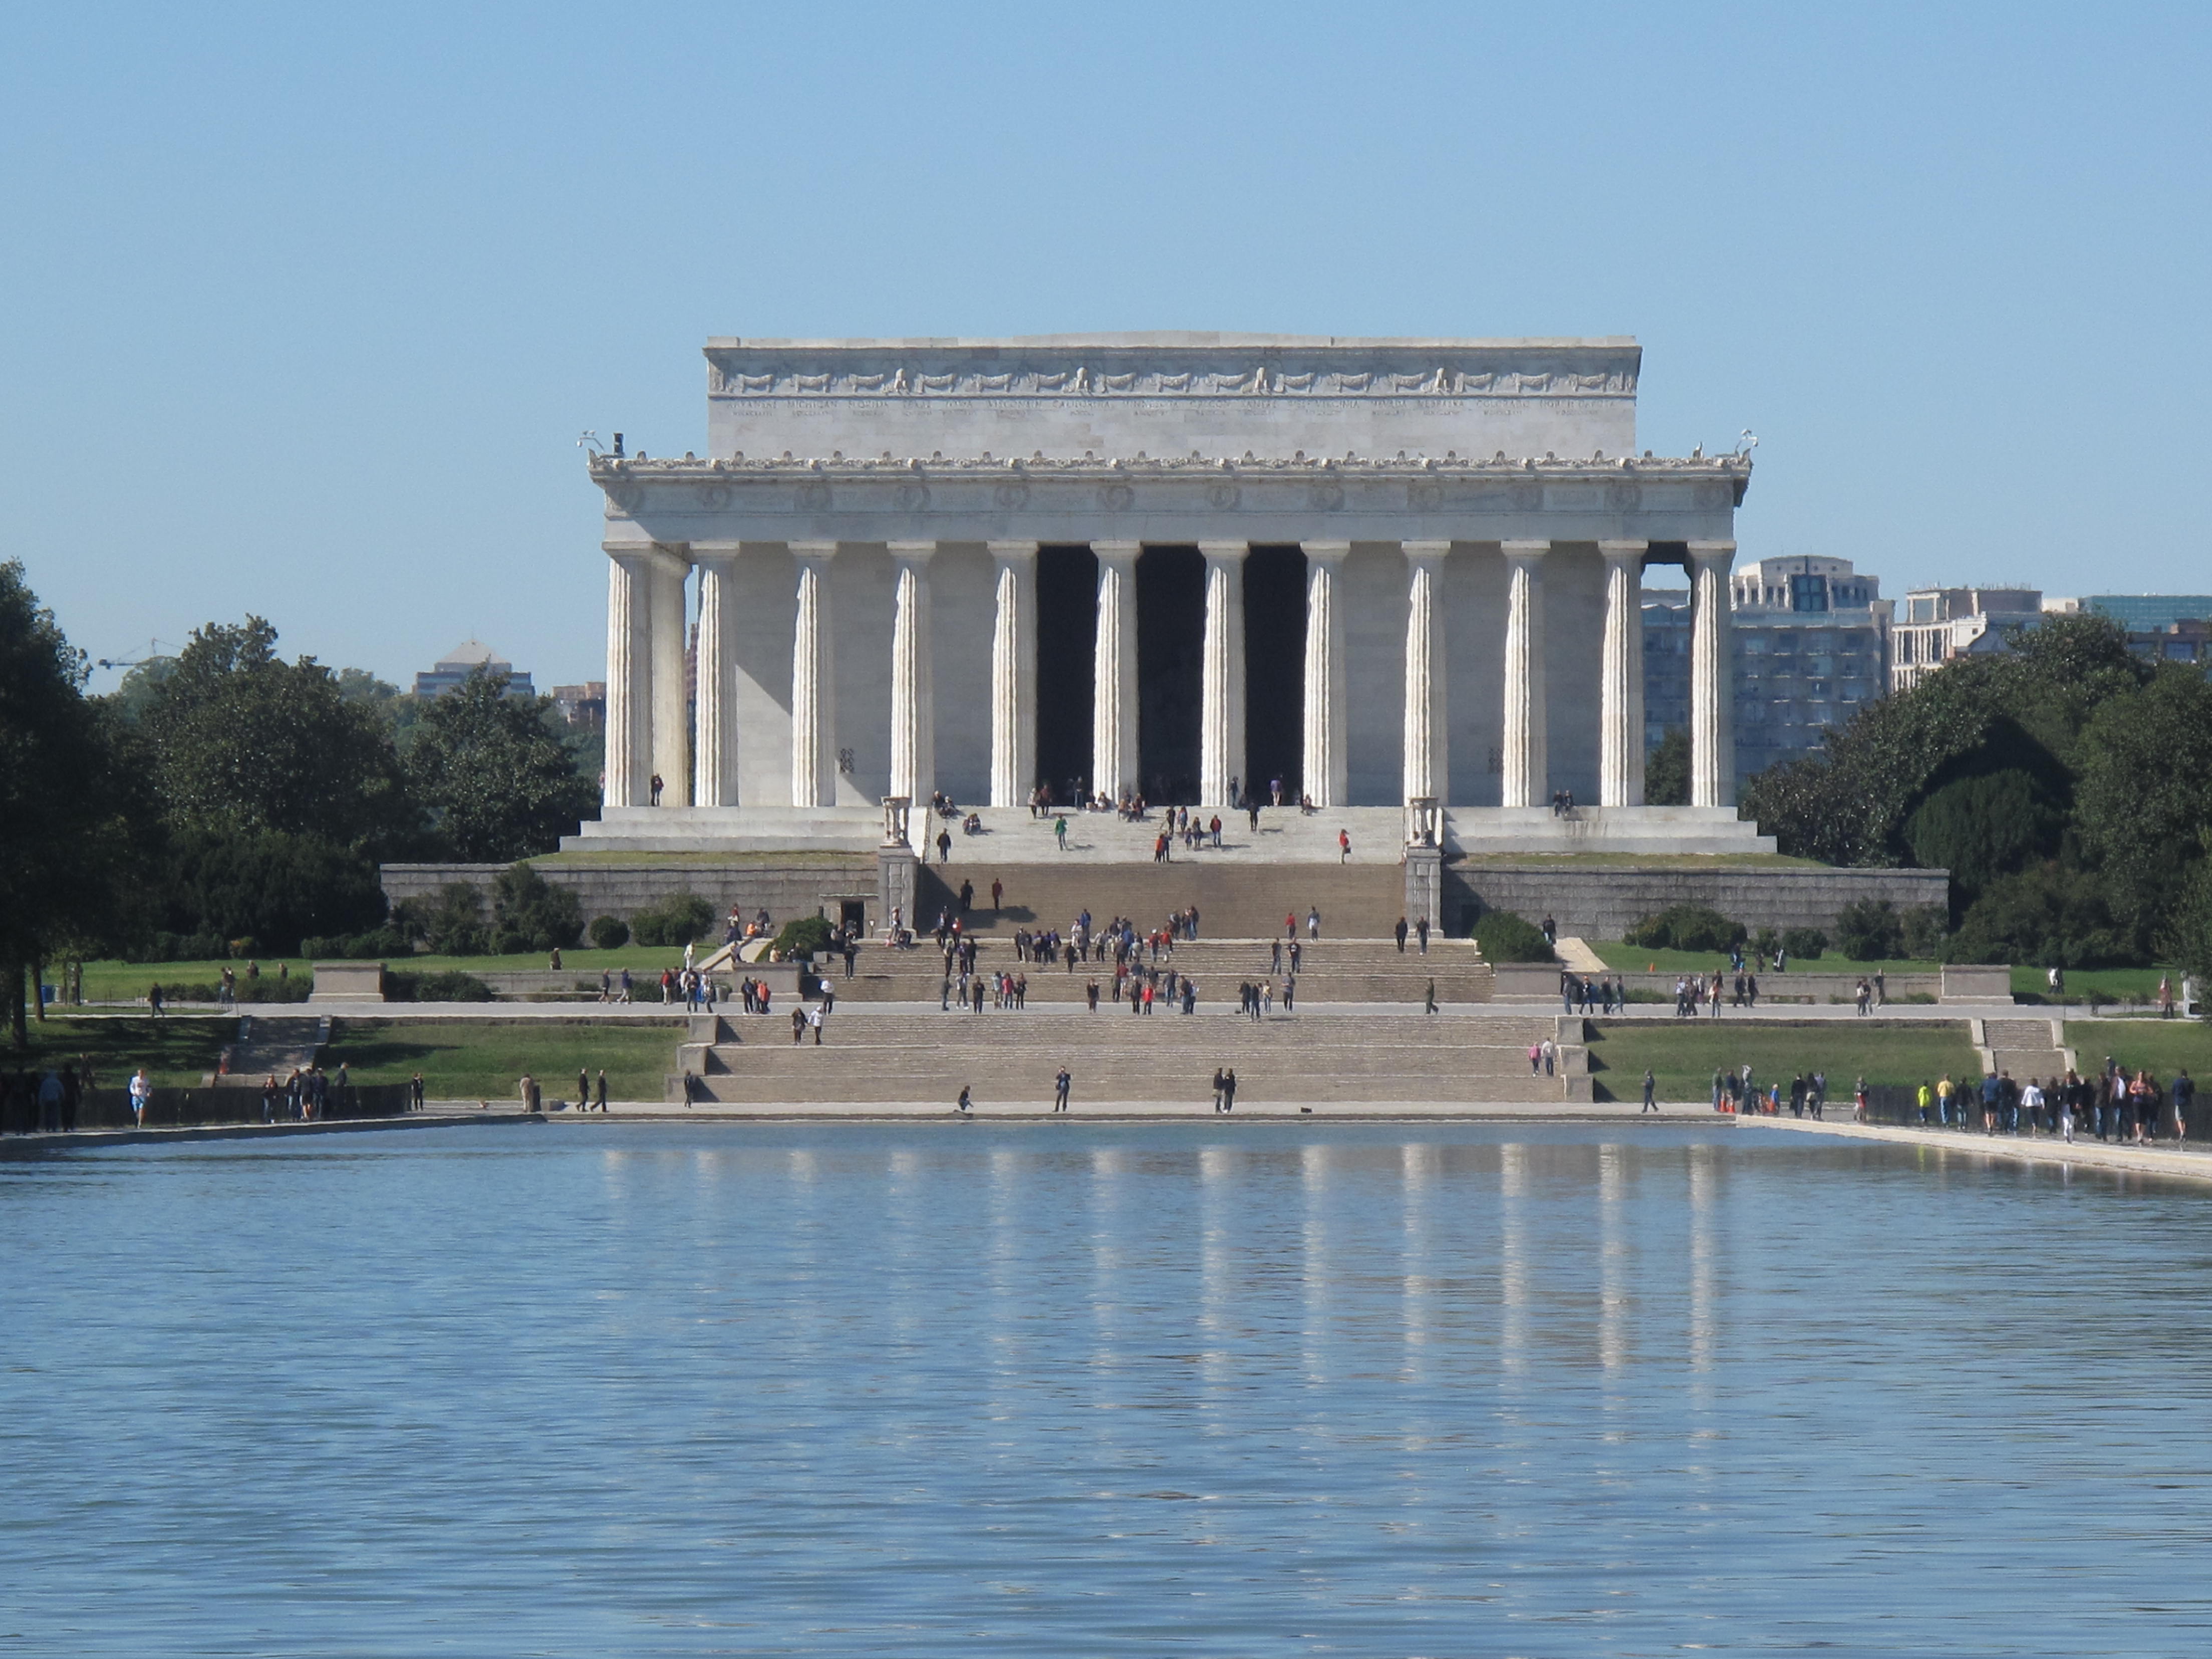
[789,541,839,808]
[1300,541,1349,807]
[1091,541,1141,801]
[987,541,1038,808]
[1688,540,1738,808]
[1500,540,1549,809]
[887,540,936,806]
[648,545,691,807]
[602,548,652,808]
[1598,539,1649,808]
[691,543,740,807]
[1401,541,1449,805]
[1198,540,1249,807]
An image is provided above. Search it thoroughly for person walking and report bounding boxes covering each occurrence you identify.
[594,1068,608,1112]
[957,1084,972,1115]
[1307,907,1321,940]
[1054,814,1069,851]
[1338,828,1351,864]
[1424,979,1438,1015]
[129,1066,151,1128]
[1054,1067,1071,1113]
[991,877,1004,912]
[1641,1069,1657,1112]
[1395,917,1409,953]
[2174,1068,2195,1143]
[1415,916,1430,954]
[936,827,952,865]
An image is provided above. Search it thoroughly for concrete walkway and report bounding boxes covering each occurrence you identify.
[0,1113,536,1153]
[1740,1113,2212,1184]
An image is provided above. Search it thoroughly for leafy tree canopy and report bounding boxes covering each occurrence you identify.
[405,667,599,862]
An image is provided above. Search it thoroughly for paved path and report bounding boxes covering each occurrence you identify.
[0,1114,534,1153]
[1740,1113,2212,1184]
[536,1098,1713,1122]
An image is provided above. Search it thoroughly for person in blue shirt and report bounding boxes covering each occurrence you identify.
[1980,1071,2002,1135]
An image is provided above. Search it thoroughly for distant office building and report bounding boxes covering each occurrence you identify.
[2047,593,2212,632]
[413,640,535,699]
[1644,555,1890,779]
[551,681,607,730]
[1889,587,2043,692]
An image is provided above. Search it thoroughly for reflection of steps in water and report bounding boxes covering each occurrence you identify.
[675,1008,1581,1105]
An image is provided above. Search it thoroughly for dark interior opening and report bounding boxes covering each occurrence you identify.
[1137,545,1205,802]
[1033,545,1096,804]
[1242,545,1307,804]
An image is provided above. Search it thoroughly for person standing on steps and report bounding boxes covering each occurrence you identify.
[1221,1068,1238,1113]
[1307,907,1321,940]
[991,876,1004,911]
[1395,917,1409,953]
[959,879,974,915]
[1054,1067,1071,1113]
[937,827,952,865]
[1425,980,1438,1014]
[1416,916,1430,954]
[1641,1069,1657,1112]
[650,773,664,806]
[1338,828,1351,864]
[1054,814,1069,851]
[957,1085,972,1115]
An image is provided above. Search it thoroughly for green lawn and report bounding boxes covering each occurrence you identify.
[322,1017,686,1102]
[2011,966,2186,1005]
[1583,942,1939,976]
[1584,1017,1981,1103]
[2064,1020,2212,1079]
[74,946,706,1004]
[3,1016,232,1088]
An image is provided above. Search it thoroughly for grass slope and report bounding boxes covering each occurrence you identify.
[2064,1021,2212,1079]
[322,1018,686,1103]
[1585,1018,1981,1103]
[1,1017,232,1087]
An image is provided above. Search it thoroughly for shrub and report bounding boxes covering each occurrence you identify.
[1624,905,1746,955]
[491,862,584,953]
[393,884,493,956]
[772,915,835,960]
[1472,909,1555,964]
[1834,898,1905,961]
[1900,904,1951,960]
[386,969,496,1002]
[1781,927,1827,960]
[300,926,415,961]
[633,892,716,948]
[589,915,630,950]
[160,828,388,956]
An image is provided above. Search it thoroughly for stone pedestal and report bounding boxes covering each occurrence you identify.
[1404,844,1444,934]
[877,844,919,935]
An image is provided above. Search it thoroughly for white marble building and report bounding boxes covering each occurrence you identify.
[574,334,1766,855]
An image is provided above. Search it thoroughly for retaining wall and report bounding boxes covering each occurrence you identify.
[1444,863,1950,939]
[381,859,878,928]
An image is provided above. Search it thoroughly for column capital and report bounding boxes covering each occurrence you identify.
[886,539,938,564]
[1402,539,1450,566]
[1092,539,1142,569]
[689,539,742,566]
[986,539,1039,563]
[1501,538,1550,562]
[789,539,839,565]
[1197,539,1250,563]
[1300,539,1351,565]
[1686,539,1737,567]
[1598,538,1649,561]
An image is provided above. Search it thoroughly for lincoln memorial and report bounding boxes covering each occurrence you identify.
[572,333,1770,858]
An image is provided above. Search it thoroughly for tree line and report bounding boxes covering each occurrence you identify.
[0,562,598,1040]
[1741,613,2212,975]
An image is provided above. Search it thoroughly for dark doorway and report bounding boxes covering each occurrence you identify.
[1034,545,1096,804]
[1137,545,1205,802]
[1243,545,1306,803]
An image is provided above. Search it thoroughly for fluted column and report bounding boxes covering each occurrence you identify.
[1500,540,1549,808]
[1091,541,1141,801]
[1401,541,1449,805]
[987,541,1038,807]
[1198,540,1249,807]
[692,543,739,806]
[887,541,936,805]
[789,540,838,808]
[648,545,691,807]
[1598,539,1649,808]
[602,548,651,807]
[1688,540,1737,808]
[1300,541,1349,806]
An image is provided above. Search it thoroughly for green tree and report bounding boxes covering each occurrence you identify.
[2073,667,2212,950]
[136,618,414,850]
[0,563,136,1044]
[491,862,585,953]
[406,668,599,861]
[1644,728,1690,806]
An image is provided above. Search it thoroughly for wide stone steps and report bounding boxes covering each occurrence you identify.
[912,861,1409,940]
[678,1009,1575,1104]
[1980,1017,2071,1082]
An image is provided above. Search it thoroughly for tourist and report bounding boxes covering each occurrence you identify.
[148,982,165,1019]
[2021,1076,2045,1136]
[1855,977,1870,1015]
[1539,1037,1556,1076]
[594,1069,608,1112]
[1810,1072,1826,1120]
[1054,1067,1071,1113]
[1425,980,1437,1014]
[957,1085,972,1115]
[1541,915,1557,946]
[126,1066,151,1127]
[790,1008,805,1044]
[1980,1072,2001,1135]
[1054,814,1069,850]
[1338,828,1351,863]
[1854,1076,1870,1123]
[1211,1067,1226,1113]
[1916,1080,1932,1126]
[1937,1074,1955,1127]
[809,1004,825,1045]
[1209,814,1222,848]
[1396,917,1409,953]
[1416,916,1430,954]
[2159,975,2176,1018]
[1307,907,1321,940]
[1711,1068,1725,1110]
[1642,1069,1657,1112]
[649,772,663,806]
[936,827,952,865]
[2174,1068,2195,1143]
[1221,1068,1238,1112]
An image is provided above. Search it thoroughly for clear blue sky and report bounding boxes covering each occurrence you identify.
[4,3,2206,690]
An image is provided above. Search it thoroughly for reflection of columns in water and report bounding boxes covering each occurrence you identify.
[1199,1145,1232,1399]
[1498,1143,1529,1379]
[1400,1142,1434,1383]
[1688,1145,1717,1383]
[1598,1143,1626,1377]
[1300,1142,1330,1387]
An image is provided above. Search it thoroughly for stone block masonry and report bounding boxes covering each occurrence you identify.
[1444,862,1949,940]
[381,859,878,929]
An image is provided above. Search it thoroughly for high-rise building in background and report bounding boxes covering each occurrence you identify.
[1888,587,2043,692]
[2044,594,2212,666]
[1644,555,1890,779]
[550,682,607,730]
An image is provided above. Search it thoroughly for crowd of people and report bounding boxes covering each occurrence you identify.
[1908,1061,2197,1144]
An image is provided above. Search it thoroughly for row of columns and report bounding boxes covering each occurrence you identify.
[605,537,1736,816]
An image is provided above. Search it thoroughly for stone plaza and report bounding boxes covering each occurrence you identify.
[573,333,1773,874]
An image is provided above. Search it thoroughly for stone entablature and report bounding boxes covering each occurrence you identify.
[704,334,1643,462]
[590,451,1750,547]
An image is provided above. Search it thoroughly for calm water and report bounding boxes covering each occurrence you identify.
[5,1123,2212,1656]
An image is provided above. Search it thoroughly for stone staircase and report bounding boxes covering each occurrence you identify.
[1974,1017,2074,1083]
[821,936,1494,1005]
[210,1014,330,1087]
[675,1006,1580,1106]
[914,859,1409,940]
